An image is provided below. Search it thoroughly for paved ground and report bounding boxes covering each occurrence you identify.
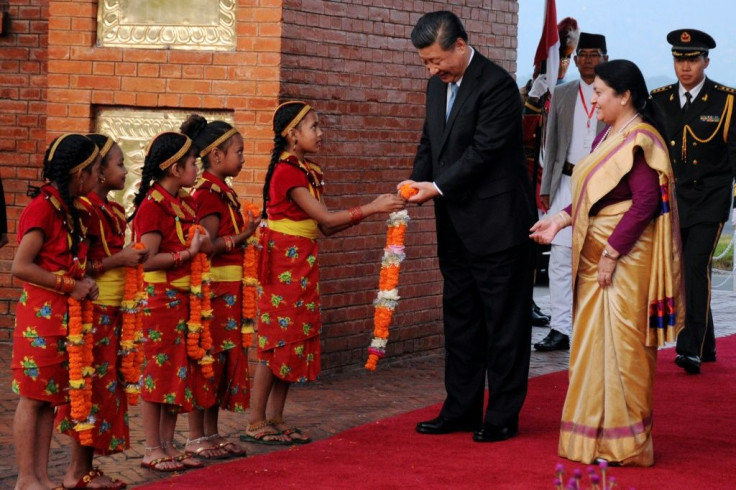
[1,284,734,488]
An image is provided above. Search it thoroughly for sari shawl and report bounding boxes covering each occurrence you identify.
[570,122,684,346]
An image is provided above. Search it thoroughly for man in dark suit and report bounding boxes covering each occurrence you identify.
[651,29,736,375]
[400,11,535,442]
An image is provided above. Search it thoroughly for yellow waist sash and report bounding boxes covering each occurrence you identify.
[210,265,243,282]
[93,268,125,306]
[268,218,318,239]
[143,271,191,290]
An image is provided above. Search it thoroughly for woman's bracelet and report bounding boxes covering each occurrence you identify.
[348,206,364,225]
[601,248,619,260]
[224,235,235,252]
[89,259,104,276]
[56,275,76,294]
[553,211,572,228]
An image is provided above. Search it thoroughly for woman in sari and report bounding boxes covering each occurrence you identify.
[530,59,684,466]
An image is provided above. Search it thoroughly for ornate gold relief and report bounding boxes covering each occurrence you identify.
[95,108,234,217]
[97,0,236,50]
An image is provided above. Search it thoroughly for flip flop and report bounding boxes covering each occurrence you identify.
[176,454,205,468]
[240,427,292,446]
[212,438,247,456]
[281,427,312,444]
[140,457,185,473]
[53,468,127,489]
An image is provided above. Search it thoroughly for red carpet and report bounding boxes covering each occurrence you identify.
[139,335,736,489]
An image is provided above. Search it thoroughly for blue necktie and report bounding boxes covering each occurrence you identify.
[446,83,458,122]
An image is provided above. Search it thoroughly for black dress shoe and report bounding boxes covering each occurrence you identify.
[531,301,551,327]
[416,416,476,435]
[472,424,519,443]
[675,354,701,374]
[534,329,569,351]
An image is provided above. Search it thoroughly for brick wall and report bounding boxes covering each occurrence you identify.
[280,1,519,371]
[0,0,520,373]
[0,0,48,339]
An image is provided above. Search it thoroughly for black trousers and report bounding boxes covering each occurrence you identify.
[436,217,533,429]
[676,222,722,359]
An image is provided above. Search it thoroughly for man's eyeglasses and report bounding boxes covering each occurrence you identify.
[576,52,602,59]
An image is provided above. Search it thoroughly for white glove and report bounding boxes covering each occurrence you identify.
[731,206,736,228]
[529,74,549,98]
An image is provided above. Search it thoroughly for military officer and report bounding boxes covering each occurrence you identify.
[651,28,736,375]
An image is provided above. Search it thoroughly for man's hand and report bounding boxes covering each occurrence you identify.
[396,180,438,205]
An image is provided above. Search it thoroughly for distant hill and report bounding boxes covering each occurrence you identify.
[517,73,677,92]
[646,75,676,91]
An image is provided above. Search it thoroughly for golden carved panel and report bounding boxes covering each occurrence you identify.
[95,108,234,217]
[97,0,236,50]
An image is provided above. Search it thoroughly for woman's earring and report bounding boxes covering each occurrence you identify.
[292,139,298,151]
[99,175,106,184]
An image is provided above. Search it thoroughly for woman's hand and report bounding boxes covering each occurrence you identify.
[117,244,149,267]
[369,194,406,214]
[243,209,262,238]
[188,227,208,256]
[597,247,620,288]
[529,218,561,244]
[72,277,98,301]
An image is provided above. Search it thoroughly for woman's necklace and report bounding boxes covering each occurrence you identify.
[597,112,641,147]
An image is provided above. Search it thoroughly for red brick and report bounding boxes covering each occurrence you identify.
[71,75,119,90]
[137,64,160,78]
[121,77,166,93]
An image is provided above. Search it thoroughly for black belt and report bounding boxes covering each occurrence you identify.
[562,161,575,176]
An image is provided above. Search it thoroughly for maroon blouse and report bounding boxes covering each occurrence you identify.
[564,149,660,256]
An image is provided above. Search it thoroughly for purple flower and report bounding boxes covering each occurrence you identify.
[591,474,601,484]
[573,469,583,479]
[555,463,565,473]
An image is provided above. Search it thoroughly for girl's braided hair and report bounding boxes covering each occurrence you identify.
[128,132,192,221]
[180,114,237,170]
[262,102,310,219]
[41,133,98,256]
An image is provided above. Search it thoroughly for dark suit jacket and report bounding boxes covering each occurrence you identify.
[410,51,535,256]
[651,78,736,227]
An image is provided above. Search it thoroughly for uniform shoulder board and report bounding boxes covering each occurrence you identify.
[714,84,736,94]
[651,84,674,95]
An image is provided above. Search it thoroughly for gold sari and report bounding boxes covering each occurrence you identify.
[558,122,684,466]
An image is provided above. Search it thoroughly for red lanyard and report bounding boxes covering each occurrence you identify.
[578,84,595,128]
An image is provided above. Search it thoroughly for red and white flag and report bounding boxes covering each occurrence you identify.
[532,0,559,96]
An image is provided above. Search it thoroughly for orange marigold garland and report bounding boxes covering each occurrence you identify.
[120,242,147,405]
[67,296,95,445]
[365,185,416,370]
[186,225,215,379]
[241,203,261,348]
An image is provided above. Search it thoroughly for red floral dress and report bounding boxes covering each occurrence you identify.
[56,192,130,454]
[11,185,89,405]
[192,171,250,412]
[132,183,214,411]
[258,153,323,383]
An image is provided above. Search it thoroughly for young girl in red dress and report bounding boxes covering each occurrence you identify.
[11,134,100,490]
[131,132,211,472]
[182,115,259,457]
[242,101,405,444]
[54,134,148,489]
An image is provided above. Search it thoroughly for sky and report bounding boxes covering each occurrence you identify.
[516,0,736,90]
